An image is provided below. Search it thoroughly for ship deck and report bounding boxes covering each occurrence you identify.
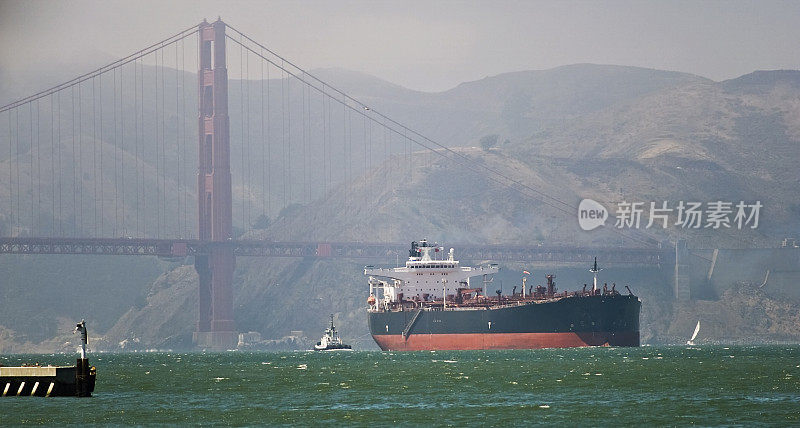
[370,290,629,313]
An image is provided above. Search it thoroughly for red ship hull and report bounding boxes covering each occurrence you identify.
[372,331,640,351]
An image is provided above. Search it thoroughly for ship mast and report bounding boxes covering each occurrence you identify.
[522,276,527,298]
[482,273,494,297]
[589,257,602,293]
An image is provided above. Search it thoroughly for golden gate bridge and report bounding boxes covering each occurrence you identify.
[0,19,665,349]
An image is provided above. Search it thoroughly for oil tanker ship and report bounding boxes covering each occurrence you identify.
[365,240,640,351]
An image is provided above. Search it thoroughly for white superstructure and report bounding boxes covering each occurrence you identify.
[365,240,499,308]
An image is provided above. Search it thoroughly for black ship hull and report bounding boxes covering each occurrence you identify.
[368,294,640,351]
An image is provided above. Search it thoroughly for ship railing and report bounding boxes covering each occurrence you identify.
[371,293,586,312]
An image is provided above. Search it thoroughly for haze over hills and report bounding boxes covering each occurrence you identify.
[254,65,799,246]
[0,63,799,352]
[312,64,709,150]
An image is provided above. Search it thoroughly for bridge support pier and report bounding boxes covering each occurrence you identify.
[195,255,212,334]
[674,240,690,301]
[193,249,237,349]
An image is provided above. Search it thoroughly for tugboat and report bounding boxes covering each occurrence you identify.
[313,315,352,351]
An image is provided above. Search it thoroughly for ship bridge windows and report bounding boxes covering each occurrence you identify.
[409,263,457,269]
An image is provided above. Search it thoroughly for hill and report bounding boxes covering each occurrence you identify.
[1,64,799,351]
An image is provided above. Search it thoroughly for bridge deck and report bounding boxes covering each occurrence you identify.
[0,237,666,265]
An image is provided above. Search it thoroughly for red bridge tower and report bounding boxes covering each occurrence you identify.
[193,19,237,350]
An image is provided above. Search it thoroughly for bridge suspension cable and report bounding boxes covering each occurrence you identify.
[0,25,198,114]
[224,25,577,209]
[0,19,657,247]
[225,24,658,246]
[1,23,198,240]
[224,30,579,213]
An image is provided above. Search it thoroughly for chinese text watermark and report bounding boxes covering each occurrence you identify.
[578,199,762,231]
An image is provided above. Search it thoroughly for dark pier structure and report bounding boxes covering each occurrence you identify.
[0,321,95,397]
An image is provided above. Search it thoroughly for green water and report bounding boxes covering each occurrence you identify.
[1,346,798,426]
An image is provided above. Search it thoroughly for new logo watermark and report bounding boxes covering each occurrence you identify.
[578,199,608,231]
[578,199,762,231]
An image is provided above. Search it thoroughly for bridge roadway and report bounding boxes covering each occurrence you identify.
[0,237,666,265]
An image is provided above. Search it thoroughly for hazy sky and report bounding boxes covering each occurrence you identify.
[1,0,800,92]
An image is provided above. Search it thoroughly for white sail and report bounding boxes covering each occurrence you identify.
[687,320,700,344]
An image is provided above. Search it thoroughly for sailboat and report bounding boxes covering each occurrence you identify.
[686,320,700,345]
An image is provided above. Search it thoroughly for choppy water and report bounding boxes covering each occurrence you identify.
[1,346,799,426]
